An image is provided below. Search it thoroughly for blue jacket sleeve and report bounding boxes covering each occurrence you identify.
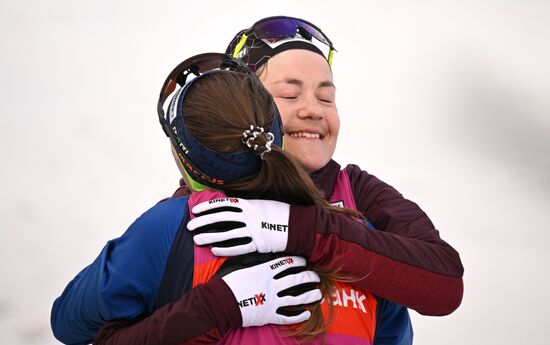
[51,197,189,345]
[374,299,414,345]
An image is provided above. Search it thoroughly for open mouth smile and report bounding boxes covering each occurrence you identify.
[288,131,324,139]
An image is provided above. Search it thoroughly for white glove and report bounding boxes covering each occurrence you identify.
[218,255,322,327]
[188,197,290,256]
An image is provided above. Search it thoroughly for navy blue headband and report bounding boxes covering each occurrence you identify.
[167,70,284,188]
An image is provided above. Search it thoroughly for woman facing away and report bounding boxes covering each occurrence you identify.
[52,16,463,345]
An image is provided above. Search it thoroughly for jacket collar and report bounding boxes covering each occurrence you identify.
[310,159,341,199]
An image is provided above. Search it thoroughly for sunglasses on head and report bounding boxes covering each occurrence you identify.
[253,16,334,47]
[157,53,253,137]
[233,16,336,65]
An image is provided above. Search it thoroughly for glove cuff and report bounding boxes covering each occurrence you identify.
[287,205,316,258]
[203,275,243,330]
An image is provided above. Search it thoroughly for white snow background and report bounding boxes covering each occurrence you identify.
[1,1,549,344]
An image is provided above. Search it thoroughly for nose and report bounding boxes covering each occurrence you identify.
[296,95,323,120]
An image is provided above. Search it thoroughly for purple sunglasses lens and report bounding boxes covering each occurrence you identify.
[292,20,330,45]
[254,18,330,46]
[254,18,295,37]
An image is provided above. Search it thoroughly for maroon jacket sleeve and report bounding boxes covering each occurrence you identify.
[93,276,241,345]
[286,165,464,316]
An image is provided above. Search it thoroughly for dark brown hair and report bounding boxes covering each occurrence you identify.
[181,71,357,341]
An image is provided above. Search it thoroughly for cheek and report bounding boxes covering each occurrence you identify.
[273,100,292,128]
[328,110,341,139]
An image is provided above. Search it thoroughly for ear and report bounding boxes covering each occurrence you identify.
[171,145,188,180]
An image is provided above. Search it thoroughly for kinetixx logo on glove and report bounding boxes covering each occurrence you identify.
[238,293,267,308]
[269,257,294,270]
[261,222,288,232]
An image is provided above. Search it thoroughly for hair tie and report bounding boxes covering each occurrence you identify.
[242,125,274,160]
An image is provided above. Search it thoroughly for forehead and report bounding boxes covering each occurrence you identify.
[261,49,333,86]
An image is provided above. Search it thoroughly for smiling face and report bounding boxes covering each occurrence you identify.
[259,49,340,172]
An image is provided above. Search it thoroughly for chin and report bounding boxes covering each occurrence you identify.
[287,145,332,172]
[299,158,329,173]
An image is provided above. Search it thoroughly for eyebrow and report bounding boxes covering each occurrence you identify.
[319,80,336,89]
[275,78,336,89]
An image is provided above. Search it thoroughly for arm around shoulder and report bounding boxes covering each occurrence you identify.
[93,275,241,345]
[286,165,463,315]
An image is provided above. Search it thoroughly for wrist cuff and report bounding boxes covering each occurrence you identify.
[203,275,243,331]
[287,205,316,258]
